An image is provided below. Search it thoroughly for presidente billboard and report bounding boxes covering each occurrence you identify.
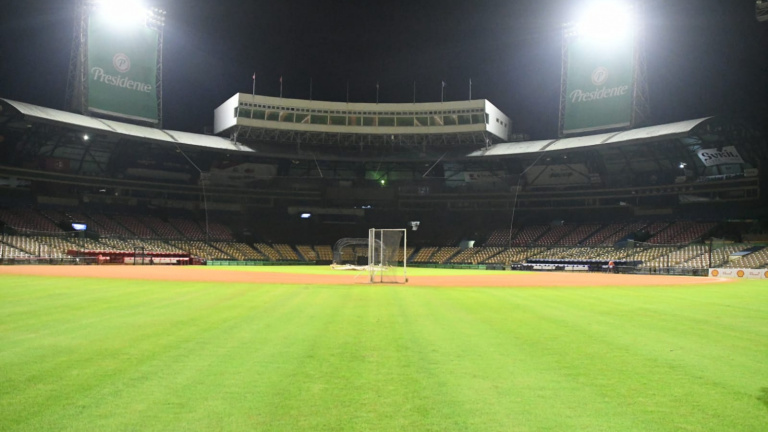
[87,14,159,123]
[561,36,636,135]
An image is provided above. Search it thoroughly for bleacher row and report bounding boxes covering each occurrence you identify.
[0,233,336,263]
[0,208,235,241]
[1,208,766,269]
[409,244,768,269]
[484,221,716,248]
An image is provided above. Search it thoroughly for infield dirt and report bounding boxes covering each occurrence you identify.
[0,265,727,287]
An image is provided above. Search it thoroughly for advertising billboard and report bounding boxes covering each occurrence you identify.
[560,36,636,135]
[696,146,744,167]
[87,14,159,123]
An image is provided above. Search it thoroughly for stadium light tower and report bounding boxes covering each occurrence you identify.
[93,0,149,25]
[558,0,649,137]
[90,0,166,28]
[569,1,636,43]
[66,0,166,126]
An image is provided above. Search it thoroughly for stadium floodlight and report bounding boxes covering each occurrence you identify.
[90,0,165,28]
[300,213,312,219]
[71,223,88,231]
[570,1,636,41]
[92,0,149,24]
[82,134,89,141]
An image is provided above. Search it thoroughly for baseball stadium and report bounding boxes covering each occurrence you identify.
[1,1,767,431]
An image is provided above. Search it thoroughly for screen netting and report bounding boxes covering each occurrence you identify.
[332,238,369,269]
[368,228,407,283]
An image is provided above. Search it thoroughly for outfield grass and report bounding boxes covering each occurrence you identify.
[1,272,767,431]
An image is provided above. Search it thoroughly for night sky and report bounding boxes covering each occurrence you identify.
[1,0,766,139]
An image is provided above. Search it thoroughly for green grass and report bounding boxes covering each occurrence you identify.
[1,271,767,431]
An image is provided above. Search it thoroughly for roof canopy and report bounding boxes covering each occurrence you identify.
[467,118,712,157]
[1,98,253,153]
[2,98,721,162]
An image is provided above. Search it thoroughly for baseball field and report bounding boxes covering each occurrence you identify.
[1,265,766,431]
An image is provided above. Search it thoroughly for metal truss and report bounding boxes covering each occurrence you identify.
[758,1,768,22]
[65,0,88,114]
[557,30,569,137]
[631,8,651,129]
[154,20,164,128]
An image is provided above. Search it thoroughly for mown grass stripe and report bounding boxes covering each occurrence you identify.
[0,274,766,431]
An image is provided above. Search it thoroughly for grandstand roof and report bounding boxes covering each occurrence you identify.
[468,118,713,157]
[0,98,745,167]
[0,98,253,154]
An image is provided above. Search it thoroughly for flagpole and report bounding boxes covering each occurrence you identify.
[279,76,283,98]
[441,80,445,103]
[376,81,379,104]
[469,78,472,101]
[310,78,313,101]
[252,72,256,97]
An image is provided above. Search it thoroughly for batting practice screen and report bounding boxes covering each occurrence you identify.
[368,228,407,284]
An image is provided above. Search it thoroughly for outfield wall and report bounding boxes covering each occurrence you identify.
[708,268,768,279]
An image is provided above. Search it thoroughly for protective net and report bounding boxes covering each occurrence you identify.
[332,238,369,266]
[368,228,407,283]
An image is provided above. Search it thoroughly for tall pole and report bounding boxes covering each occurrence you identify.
[376,81,379,104]
[469,78,472,100]
[279,76,283,98]
[441,80,445,103]
[252,72,255,96]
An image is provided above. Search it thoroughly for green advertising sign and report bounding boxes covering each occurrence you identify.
[87,15,159,123]
[561,37,635,135]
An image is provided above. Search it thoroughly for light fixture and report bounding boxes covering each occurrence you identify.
[569,1,636,42]
[91,0,165,27]
[93,0,149,25]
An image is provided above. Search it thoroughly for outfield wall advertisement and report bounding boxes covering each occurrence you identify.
[709,268,767,279]
[561,37,636,135]
[87,15,159,123]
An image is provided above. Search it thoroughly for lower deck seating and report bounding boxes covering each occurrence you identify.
[210,242,264,260]
[273,244,300,260]
[254,243,282,261]
[295,245,318,261]
[315,245,333,261]
[411,247,438,263]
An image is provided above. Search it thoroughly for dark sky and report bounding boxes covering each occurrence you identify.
[1,0,766,139]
